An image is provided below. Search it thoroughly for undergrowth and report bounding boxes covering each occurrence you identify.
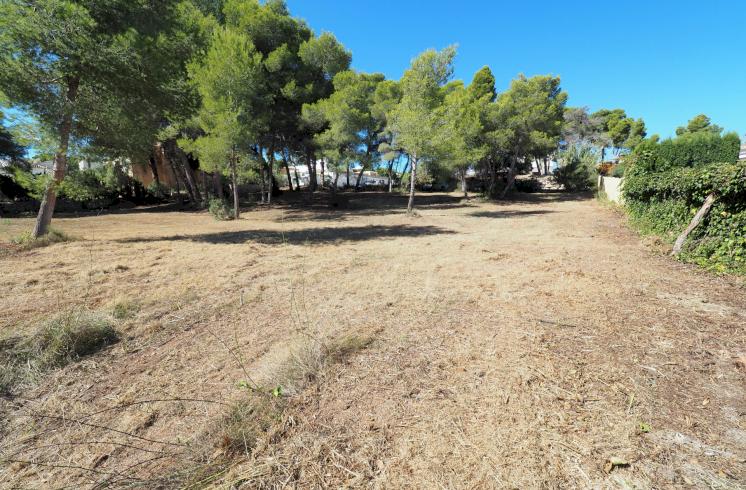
[11,228,73,250]
[0,310,118,395]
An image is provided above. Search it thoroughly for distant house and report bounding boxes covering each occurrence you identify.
[31,160,54,175]
[739,141,746,161]
[284,161,389,189]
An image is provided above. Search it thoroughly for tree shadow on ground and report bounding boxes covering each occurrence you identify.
[469,209,555,219]
[268,192,474,222]
[114,224,456,246]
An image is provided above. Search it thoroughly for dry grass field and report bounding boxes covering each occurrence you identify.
[0,191,744,489]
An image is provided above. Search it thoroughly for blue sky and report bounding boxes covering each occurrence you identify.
[288,0,745,139]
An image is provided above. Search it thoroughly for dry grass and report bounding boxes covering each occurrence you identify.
[0,192,744,488]
[0,309,118,395]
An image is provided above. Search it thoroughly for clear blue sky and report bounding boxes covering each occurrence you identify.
[288,0,745,140]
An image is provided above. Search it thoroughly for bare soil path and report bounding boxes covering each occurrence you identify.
[1,192,744,488]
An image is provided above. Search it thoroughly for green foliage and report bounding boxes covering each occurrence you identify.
[610,163,626,178]
[0,108,24,159]
[12,228,72,249]
[676,114,723,136]
[208,197,232,220]
[553,145,596,191]
[624,161,746,274]
[631,131,739,172]
[513,178,542,193]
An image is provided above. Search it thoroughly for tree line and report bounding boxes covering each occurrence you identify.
[0,0,651,235]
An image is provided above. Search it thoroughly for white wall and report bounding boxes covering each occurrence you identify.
[598,175,624,204]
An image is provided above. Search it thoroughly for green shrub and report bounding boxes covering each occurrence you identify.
[632,131,740,172]
[208,198,232,220]
[12,228,73,249]
[624,160,746,274]
[554,146,596,191]
[514,177,542,193]
[611,163,626,178]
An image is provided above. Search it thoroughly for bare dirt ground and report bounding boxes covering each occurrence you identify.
[1,191,744,489]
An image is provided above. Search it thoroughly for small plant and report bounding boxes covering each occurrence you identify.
[111,298,140,320]
[30,310,119,368]
[11,228,73,250]
[208,198,232,221]
[217,395,286,456]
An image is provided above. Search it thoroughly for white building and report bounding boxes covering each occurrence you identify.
[285,160,389,189]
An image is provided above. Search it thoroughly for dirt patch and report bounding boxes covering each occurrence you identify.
[0,192,744,488]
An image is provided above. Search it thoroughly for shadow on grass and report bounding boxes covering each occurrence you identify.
[115,224,456,246]
[469,209,556,219]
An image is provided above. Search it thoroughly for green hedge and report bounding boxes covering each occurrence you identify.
[624,161,746,274]
[632,131,740,172]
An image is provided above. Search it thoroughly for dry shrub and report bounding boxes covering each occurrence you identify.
[271,333,375,396]
[0,310,118,394]
[30,310,119,368]
[217,395,286,457]
[110,297,140,320]
[11,228,73,249]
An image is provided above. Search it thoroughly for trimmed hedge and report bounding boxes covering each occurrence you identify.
[632,131,740,172]
[624,161,746,274]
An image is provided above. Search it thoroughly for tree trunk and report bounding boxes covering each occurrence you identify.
[460,168,468,198]
[346,163,350,188]
[33,76,80,238]
[407,154,417,214]
[500,154,518,199]
[400,155,410,191]
[355,163,366,190]
[180,148,202,204]
[148,155,160,187]
[213,171,223,200]
[487,159,498,198]
[320,158,326,189]
[671,193,716,255]
[267,146,275,205]
[230,147,240,219]
[388,160,394,193]
[308,151,316,193]
[283,151,293,191]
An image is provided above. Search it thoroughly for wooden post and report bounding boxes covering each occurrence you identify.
[671,193,716,256]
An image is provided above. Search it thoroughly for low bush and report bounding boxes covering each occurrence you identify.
[514,177,542,193]
[624,160,746,274]
[12,228,73,250]
[208,198,232,221]
[631,131,740,173]
[30,310,119,368]
[554,147,596,191]
[216,395,286,456]
[0,310,119,395]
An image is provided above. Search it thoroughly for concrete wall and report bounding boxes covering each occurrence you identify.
[598,175,624,204]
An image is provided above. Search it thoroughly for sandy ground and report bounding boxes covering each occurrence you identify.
[0,191,744,489]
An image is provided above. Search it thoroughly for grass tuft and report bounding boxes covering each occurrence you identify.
[0,310,118,395]
[111,297,140,320]
[11,228,74,250]
[217,395,286,457]
[31,310,119,368]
